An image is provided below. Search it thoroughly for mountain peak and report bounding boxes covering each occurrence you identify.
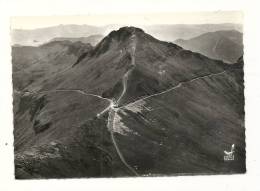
[92,26,167,57]
[117,26,144,33]
[91,26,144,56]
[107,26,144,41]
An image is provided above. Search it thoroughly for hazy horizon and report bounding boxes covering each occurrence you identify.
[11,11,243,30]
[12,23,243,31]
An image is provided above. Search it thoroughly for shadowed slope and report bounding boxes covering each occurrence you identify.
[13,27,245,178]
[175,30,243,63]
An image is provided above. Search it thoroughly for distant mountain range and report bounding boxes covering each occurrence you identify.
[175,30,243,63]
[11,23,242,46]
[13,26,245,178]
[50,34,104,46]
[144,23,243,41]
[12,25,104,46]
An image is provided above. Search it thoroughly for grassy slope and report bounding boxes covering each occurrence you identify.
[116,68,245,175]
[13,27,245,178]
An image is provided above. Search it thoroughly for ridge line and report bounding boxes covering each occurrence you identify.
[120,69,228,109]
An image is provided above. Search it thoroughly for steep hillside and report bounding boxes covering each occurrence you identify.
[13,27,245,178]
[116,58,244,175]
[37,27,230,105]
[175,30,243,63]
[12,41,93,91]
[13,90,130,178]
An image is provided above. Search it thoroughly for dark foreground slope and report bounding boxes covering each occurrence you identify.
[116,61,244,175]
[175,30,243,63]
[14,91,128,178]
[13,27,245,178]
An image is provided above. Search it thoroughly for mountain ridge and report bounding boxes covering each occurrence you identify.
[15,26,233,104]
[12,26,245,178]
[12,23,243,46]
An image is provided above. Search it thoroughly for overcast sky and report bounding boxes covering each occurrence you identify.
[11,11,243,29]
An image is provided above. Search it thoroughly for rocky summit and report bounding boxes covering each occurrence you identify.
[12,26,245,178]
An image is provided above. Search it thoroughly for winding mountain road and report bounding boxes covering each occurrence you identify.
[107,109,139,176]
[15,29,232,177]
[106,31,139,176]
[15,89,113,117]
[116,33,137,106]
[121,70,227,109]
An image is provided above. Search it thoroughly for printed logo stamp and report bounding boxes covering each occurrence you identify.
[224,144,235,161]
